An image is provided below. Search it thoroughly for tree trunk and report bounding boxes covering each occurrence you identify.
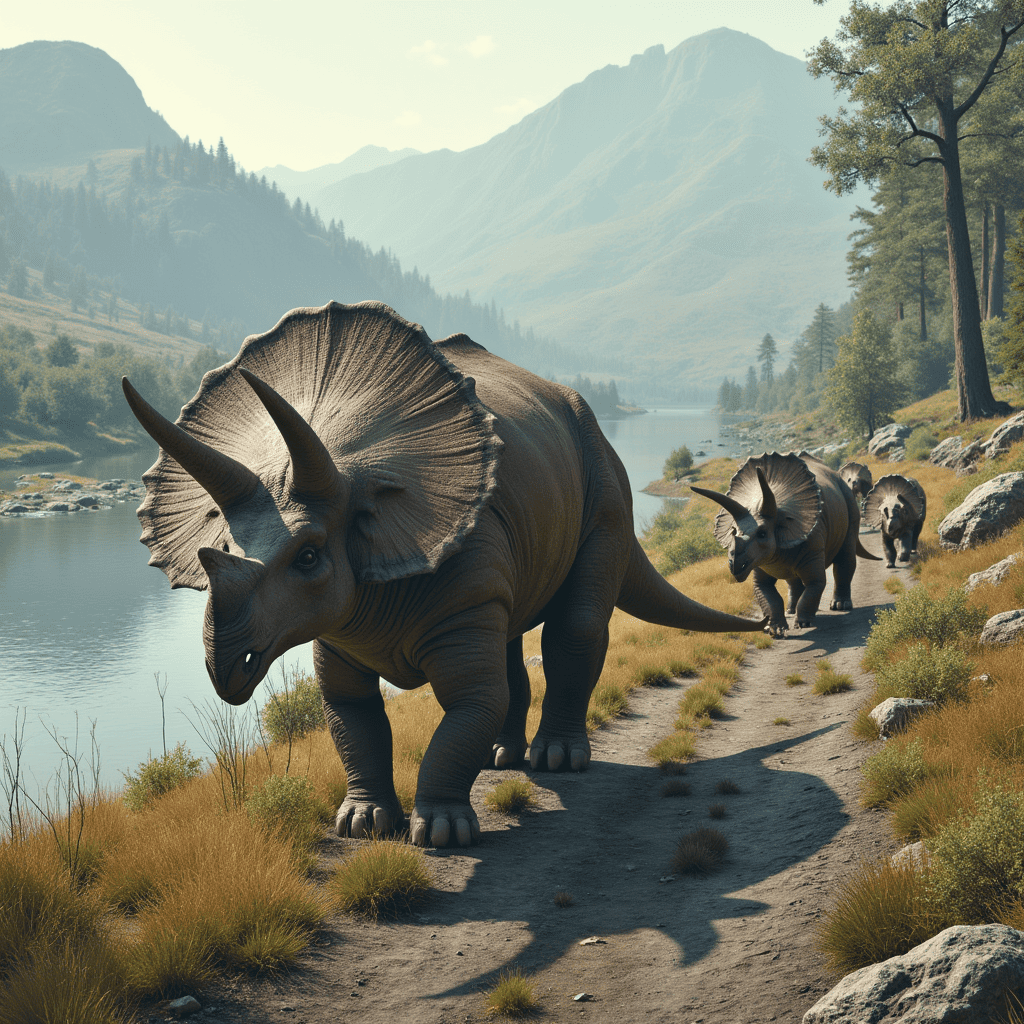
[989,203,1006,319]
[981,201,990,320]
[938,109,1009,421]
[897,301,904,321]
[919,246,928,342]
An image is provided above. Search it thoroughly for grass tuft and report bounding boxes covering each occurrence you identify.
[708,803,726,819]
[785,673,805,687]
[486,968,539,1017]
[862,737,932,808]
[328,839,434,920]
[552,890,574,908]
[670,827,728,875]
[773,717,791,726]
[813,661,854,695]
[648,732,696,768]
[122,743,203,812]
[661,779,691,798]
[592,683,628,717]
[632,664,672,687]
[485,777,535,815]
[715,779,741,795]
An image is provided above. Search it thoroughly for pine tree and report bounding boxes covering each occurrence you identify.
[757,333,778,383]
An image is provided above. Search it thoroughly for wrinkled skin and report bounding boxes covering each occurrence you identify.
[871,477,926,568]
[124,302,766,848]
[693,453,880,637]
[840,462,873,503]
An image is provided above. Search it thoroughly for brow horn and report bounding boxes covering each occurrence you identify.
[122,377,259,508]
[690,485,751,523]
[237,368,341,498]
[756,467,777,519]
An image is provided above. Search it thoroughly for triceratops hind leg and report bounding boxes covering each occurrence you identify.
[786,579,805,615]
[490,636,531,769]
[829,545,856,611]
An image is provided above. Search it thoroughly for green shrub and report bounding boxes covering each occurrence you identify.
[123,743,204,812]
[261,670,324,744]
[785,673,805,687]
[649,732,697,767]
[670,827,728,875]
[862,737,931,808]
[485,778,535,814]
[246,774,326,848]
[874,642,973,705]
[659,515,721,574]
[905,425,939,461]
[328,839,434,920]
[929,775,1024,923]
[863,586,987,670]
[813,665,854,695]
[486,967,539,1017]
[663,445,694,480]
[592,683,628,717]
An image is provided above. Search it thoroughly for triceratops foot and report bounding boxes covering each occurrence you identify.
[795,618,816,629]
[529,732,591,772]
[409,803,480,847]
[829,599,853,611]
[490,734,528,769]
[767,620,789,638]
[335,797,405,839]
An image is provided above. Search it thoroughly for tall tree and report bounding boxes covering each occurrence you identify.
[743,365,759,409]
[757,333,779,382]
[827,309,909,438]
[809,0,1021,420]
[802,303,839,374]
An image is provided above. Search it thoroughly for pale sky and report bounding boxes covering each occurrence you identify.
[2,1,851,173]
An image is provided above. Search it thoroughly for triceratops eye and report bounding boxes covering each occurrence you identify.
[295,547,318,569]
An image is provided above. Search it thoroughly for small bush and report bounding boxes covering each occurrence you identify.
[122,743,203,811]
[661,779,691,797]
[929,775,1024,923]
[663,445,694,479]
[874,642,973,705]
[864,586,987,670]
[852,707,880,741]
[862,737,931,808]
[891,777,965,843]
[715,779,740,795]
[261,670,325,744]
[905,425,938,461]
[328,839,434,920]
[552,891,573,908]
[485,778,535,815]
[773,717,790,726]
[785,673,805,687]
[678,682,724,721]
[659,514,722,574]
[884,576,906,595]
[708,803,726,819]
[671,827,728,875]
[246,774,326,848]
[817,858,945,975]
[649,732,697,768]
[486,967,538,1017]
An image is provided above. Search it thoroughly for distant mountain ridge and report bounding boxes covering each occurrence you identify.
[317,30,858,393]
[255,145,421,206]
[0,40,179,172]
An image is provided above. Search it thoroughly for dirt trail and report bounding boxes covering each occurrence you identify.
[198,540,900,1024]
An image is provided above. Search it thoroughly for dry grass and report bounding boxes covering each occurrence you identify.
[670,827,729,875]
[485,777,535,815]
[812,660,854,695]
[715,779,741,795]
[660,779,691,798]
[785,673,805,687]
[753,634,774,649]
[485,968,539,1017]
[552,890,574,908]
[327,838,434,920]
[708,803,726,819]
[773,717,790,726]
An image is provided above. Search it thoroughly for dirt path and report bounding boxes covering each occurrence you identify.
[196,541,899,1024]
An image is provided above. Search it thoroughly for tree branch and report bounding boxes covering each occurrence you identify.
[954,20,1024,121]
[897,104,943,146]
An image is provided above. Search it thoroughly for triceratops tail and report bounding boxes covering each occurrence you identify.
[615,537,766,632]
[856,539,883,561]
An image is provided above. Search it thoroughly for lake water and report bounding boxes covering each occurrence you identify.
[0,407,743,788]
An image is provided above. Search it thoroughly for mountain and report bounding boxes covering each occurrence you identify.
[256,145,421,207]
[0,40,179,173]
[317,30,859,393]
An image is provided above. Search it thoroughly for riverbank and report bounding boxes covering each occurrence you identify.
[0,471,145,515]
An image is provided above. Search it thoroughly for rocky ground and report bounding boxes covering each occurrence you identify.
[0,472,145,514]
[149,532,900,1024]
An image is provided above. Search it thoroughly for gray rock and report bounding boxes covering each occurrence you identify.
[75,494,101,507]
[169,995,202,1017]
[803,924,1024,1024]
[929,436,964,468]
[964,552,1021,593]
[37,471,53,478]
[2,503,29,514]
[982,411,1024,459]
[953,439,985,476]
[868,423,911,457]
[98,481,118,491]
[980,608,1024,646]
[891,841,930,871]
[51,480,82,492]
[44,501,72,512]
[869,697,935,738]
[938,473,1024,550]
[887,447,906,463]
[524,655,543,668]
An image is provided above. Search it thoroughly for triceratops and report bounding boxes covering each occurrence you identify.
[839,461,873,502]
[863,474,927,567]
[123,301,766,847]
[691,451,880,636]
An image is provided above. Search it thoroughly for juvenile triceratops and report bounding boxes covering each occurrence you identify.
[123,301,766,847]
[839,461,873,502]
[863,474,927,567]
[691,451,880,636]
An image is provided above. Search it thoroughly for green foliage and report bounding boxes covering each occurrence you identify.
[929,775,1024,923]
[484,778,535,814]
[862,737,931,808]
[45,335,79,367]
[485,968,539,1017]
[328,840,434,920]
[874,642,973,706]
[863,586,987,671]
[122,743,204,812]
[643,505,721,575]
[905,425,939,461]
[663,445,693,480]
[260,669,325,745]
[245,774,326,848]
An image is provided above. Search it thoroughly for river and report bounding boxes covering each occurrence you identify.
[0,407,744,788]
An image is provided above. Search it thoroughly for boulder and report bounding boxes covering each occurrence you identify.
[1,503,29,514]
[964,552,1021,593]
[168,995,202,1018]
[982,411,1024,460]
[938,473,1024,550]
[44,501,72,512]
[803,924,1024,1024]
[75,494,101,507]
[929,436,964,468]
[37,471,53,479]
[953,439,985,476]
[869,697,935,738]
[979,608,1024,646]
[887,448,906,463]
[868,424,911,457]
[891,841,930,871]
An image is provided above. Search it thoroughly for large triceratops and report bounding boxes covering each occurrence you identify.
[691,451,880,636]
[123,301,765,847]
[863,474,927,567]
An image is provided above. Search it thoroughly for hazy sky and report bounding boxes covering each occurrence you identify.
[3,1,850,173]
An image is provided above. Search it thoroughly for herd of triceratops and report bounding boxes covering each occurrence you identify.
[121,302,926,847]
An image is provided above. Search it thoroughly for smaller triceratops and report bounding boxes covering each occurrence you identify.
[863,474,927,567]
[692,451,880,636]
[839,461,873,502]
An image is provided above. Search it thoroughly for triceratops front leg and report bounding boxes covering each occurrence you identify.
[754,568,788,636]
[315,639,404,839]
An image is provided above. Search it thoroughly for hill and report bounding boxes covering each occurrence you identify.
[317,30,859,396]
[0,40,179,173]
